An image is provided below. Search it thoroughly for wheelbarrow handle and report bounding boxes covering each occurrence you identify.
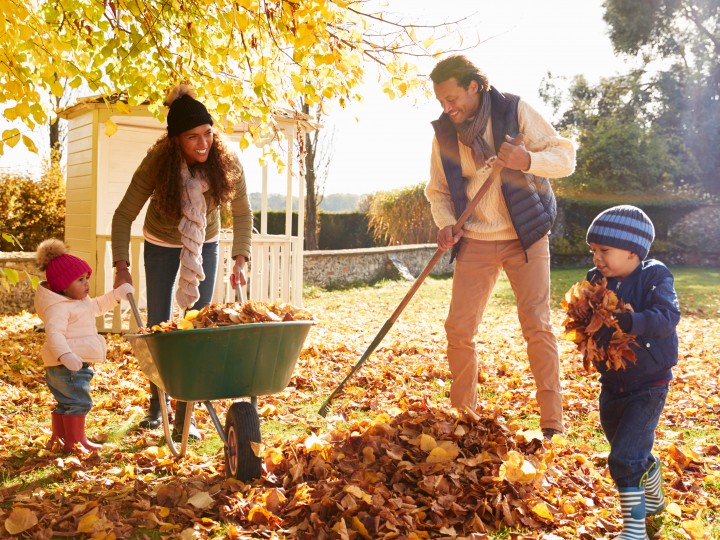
[127,292,146,329]
[235,284,246,303]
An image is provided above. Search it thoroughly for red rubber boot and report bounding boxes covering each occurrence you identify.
[62,415,102,454]
[47,412,65,448]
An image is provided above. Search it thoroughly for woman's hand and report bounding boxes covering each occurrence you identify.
[230,255,247,288]
[113,261,133,289]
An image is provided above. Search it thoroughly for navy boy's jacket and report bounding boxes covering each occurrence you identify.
[587,259,680,393]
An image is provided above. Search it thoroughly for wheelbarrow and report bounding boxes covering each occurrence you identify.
[124,292,314,481]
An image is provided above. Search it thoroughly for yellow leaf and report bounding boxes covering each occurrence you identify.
[21,135,37,153]
[426,446,451,463]
[304,433,328,451]
[343,485,372,504]
[681,518,706,540]
[531,502,554,521]
[499,450,537,483]
[351,516,372,540]
[77,513,100,533]
[104,119,118,137]
[4,507,38,535]
[176,319,193,330]
[184,309,200,321]
[419,433,436,452]
[115,101,132,115]
[362,446,375,464]
[437,440,460,459]
[253,71,266,86]
[666,502,682,518]
[187,491,214,509]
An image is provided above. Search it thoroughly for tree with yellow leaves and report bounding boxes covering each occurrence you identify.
[0,0,465,156]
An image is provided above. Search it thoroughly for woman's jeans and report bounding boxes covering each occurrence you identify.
[600,384,668,487]
[47,364,94,415]
[143,241,219,326]
[142,241,219,407]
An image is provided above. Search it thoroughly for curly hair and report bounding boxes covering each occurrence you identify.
[429,55,490,93]
[147,133,238,220]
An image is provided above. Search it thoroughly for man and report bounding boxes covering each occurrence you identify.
[425,55,575,438]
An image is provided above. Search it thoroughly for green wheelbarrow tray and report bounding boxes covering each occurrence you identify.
[126,320,315,402]
[123,293,314,480]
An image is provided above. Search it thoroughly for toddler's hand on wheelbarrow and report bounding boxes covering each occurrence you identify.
[60,353,83,371]
[113,283,135,302]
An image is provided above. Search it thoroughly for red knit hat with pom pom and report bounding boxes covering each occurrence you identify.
[36,239,92,293]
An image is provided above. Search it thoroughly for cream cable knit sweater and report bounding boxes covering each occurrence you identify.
[425,99,575,241]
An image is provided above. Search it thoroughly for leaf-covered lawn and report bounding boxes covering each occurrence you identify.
[1,271,718,539]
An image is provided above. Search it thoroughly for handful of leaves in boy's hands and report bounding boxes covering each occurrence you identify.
[562,279,637,372]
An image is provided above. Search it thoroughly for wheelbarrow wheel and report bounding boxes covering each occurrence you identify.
[224,402,262,481]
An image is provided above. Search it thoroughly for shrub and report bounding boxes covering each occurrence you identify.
[366,183,436,245]
[0,157,65,251]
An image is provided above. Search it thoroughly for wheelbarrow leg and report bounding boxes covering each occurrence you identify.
[203,401,227,446]
[158,388,191,457]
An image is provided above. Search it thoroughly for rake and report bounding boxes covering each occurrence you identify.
[318,156,498,417]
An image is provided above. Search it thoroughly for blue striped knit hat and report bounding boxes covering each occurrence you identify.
[586,205,655,260]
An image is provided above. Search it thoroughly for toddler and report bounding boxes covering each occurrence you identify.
[35,239,134,453]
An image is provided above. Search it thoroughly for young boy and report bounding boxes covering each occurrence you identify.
[585,205,680,539]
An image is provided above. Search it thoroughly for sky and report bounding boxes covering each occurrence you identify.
[0,1,635,196]
[319,0,634,195]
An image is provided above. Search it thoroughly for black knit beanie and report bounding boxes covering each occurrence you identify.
[167,94,213,137]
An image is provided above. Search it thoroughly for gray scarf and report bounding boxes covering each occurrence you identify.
[456,91,494,169]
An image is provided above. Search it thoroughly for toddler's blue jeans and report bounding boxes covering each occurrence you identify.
[46,364,94,415]
[600,384,668,487]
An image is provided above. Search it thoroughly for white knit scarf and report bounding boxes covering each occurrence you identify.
[175,160,209,310]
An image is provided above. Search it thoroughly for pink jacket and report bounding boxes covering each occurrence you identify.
[34,282,119,367]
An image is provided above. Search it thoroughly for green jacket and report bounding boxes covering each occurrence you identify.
[111,148,253,264]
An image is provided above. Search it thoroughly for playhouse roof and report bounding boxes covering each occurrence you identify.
[57,94,318,132]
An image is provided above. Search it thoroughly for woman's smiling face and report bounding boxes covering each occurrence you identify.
[177,124,214,165]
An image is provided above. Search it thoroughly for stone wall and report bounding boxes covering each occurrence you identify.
[303,244,454,287]
[0,252,40,314]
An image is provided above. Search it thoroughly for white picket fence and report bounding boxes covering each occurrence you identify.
[97,232,303,333]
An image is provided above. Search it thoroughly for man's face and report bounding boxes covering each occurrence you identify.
[433,77,480,124]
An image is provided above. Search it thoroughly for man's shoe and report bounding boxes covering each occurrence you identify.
[542,428,563,440]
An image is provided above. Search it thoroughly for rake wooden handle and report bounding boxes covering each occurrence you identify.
[318,157,498,417]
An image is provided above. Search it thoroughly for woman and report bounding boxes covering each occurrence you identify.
[112,85,252,439]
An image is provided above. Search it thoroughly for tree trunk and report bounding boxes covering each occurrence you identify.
[304,134,319,250]
[302,103,320,250]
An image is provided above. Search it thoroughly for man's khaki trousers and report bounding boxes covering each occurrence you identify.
[444,235,564,432]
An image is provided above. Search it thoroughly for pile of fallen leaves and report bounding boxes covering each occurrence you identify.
[562,279,637,372]
[143,300,314,333]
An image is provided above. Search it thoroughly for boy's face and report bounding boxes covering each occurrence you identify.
[63,273,91,300]
[589,243,640,279]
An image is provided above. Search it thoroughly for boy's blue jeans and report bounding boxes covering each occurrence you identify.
[143,241,219,326]
[46,364,94,415]
[599,384,668,487]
